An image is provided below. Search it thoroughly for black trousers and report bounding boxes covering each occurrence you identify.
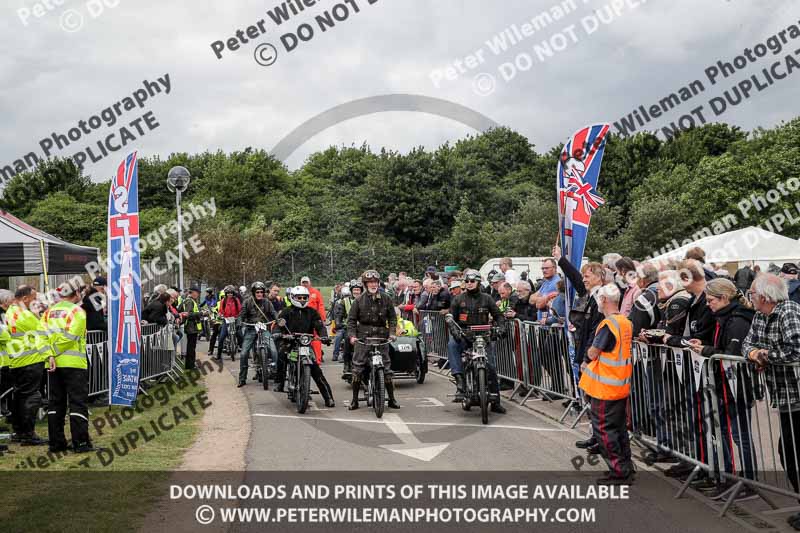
[276,349,333,401]
[185,333,198,370]
[208,322,221,354]
[779,410,800,493]
[11,363,44,436]
[590,396,634,478]
[0,366,14,416]
[48,367,91,449]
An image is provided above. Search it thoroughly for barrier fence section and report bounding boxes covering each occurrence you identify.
[420,311,800,514]
[420,311,449,370]
[628,341,800,514]
[85,324,177,398]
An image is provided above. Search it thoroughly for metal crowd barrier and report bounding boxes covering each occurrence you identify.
[630,342,800,516]
[420,311,450,370]
[519,322,578,417]
[419,308,800,516]
[85,324,178,398]
[493,320,527,399]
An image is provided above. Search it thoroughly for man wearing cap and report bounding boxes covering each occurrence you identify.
[300,276,326,363]
[449,279,463,298]
[178,286,204,370]
[7,285,49,445]
[42,282,97,453]
[780,263,800,304]
[489,272,505,301]
[424,266,438,281]
[82,276,107,332]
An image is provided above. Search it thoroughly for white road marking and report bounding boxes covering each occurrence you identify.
[404,397,445,407]
[252,413,569,432]
[379,413,449,461]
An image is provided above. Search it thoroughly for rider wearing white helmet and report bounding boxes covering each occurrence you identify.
[273,286,335,407]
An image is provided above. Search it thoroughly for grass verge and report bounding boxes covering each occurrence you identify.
[0,369,209,533]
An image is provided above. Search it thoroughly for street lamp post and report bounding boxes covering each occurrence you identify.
[167,166,191,290]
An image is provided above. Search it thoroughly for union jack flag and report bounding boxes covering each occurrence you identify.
[108,152,142,406]
[556,124,610,388]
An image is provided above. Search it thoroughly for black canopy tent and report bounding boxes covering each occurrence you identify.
[0,209,99,277]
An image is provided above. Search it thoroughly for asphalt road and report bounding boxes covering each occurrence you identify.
[204,343,783,532]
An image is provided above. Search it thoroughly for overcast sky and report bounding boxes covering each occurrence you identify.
[1,0,798,185]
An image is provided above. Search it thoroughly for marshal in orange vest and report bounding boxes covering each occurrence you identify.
[579,314,633,401]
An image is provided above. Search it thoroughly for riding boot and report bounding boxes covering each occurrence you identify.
[349,375,360,410]
[453,373,466,402]
[385,377,400,409]
[317,374,335,407]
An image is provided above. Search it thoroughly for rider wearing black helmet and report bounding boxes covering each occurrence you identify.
[346,271,399,410]
[237,281,278,387]
[447,269,507,414]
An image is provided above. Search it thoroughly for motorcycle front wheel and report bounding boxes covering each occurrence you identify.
[373,367,385,419]
[478,367,488,425]
[260,349,270,391]
[297,363,311,414]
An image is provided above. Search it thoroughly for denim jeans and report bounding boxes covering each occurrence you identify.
[238,328,258,384]
[447,337,500,394]
[333,329,345,360]
[217,321,230,356]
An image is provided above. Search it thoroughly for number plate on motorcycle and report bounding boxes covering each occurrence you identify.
[397,344,412,352]
[299,347,310,355]
[256,323,267,331]
[371,355,383,366]
[226,318,235,324]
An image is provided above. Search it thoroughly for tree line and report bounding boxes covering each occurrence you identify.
[1,117,798,285]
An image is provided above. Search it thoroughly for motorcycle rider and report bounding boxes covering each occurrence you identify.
[336,280,362,379]
[237,282,278,387]
[447,269,507,414]
[346,270,399,410]
[273,286,335,407]
[215,285,242,360]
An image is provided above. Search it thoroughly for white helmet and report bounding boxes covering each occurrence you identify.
[340,286,351,297]
[239,285,247,294]
[290,285,310,308]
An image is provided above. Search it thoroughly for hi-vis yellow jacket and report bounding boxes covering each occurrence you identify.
[6,303,50,369]
[42,300,88,370]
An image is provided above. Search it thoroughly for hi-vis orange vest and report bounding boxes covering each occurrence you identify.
[579,314,633,401]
